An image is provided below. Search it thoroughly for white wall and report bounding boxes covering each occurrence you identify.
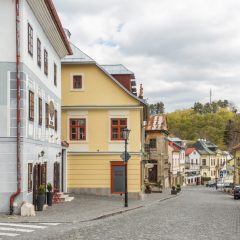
[0,0,17,62]
[21,1,61,98]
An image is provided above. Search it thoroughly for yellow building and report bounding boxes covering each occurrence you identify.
[61,43,145,198]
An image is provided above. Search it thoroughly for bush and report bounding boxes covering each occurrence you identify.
[38,185,45,195]
[47,183,53,192]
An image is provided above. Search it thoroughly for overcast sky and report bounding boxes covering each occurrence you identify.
[54,0,240,112]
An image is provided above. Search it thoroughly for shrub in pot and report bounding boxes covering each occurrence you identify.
[176,184,181,192]
[171,186,177,195]
[37,185,46,211]
[144,183,152,194]
[47,183,53,206]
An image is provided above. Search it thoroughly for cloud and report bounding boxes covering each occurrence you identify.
[54,0,240,112]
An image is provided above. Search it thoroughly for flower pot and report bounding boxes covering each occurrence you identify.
[47,192,53,206]
[37,194,45,211]
[145,189,152,194]
[171,189,177,195]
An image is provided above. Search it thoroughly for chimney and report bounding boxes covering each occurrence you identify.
[139,83,143,99]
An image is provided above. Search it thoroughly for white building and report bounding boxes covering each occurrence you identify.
[0,0,71,213]
[185,148,201,185]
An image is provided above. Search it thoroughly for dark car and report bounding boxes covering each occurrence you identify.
[233,185,240,199]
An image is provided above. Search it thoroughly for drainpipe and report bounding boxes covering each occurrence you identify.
[10,0,21,215]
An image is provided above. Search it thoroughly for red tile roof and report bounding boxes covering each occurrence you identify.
[185,148,195,156]
[145,115,168,131]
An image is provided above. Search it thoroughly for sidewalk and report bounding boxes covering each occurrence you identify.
[0,189,181,223]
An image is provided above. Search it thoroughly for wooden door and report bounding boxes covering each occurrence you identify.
[33,164,41,206]
[148,165,157,183]
[54,162,60,192]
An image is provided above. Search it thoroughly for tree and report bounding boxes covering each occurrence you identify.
[149,101,165,115]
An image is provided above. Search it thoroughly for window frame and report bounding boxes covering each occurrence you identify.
[45,103,49,128]
[69,118,86,141]
[54,110,57,131]
[37,38,41,67]
[54,63,57,86]
[110,118,127,141]
[149,138,157,148]
[28,163,33,192]
[73,75,82,89]
[38,97,42,126]
[29,90,34,121]
[28,23,33,56]
[44,49,48,76]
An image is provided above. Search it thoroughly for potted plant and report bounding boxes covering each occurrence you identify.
[46,183,53,206]
[176,184,181,193]
[171,186,177,195]
[144,181,152,194]
[37,185,45,211]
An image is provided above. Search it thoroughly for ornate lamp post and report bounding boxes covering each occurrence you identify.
[122,128,131,207]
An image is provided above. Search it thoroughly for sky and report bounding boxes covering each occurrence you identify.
[54,0,240,112]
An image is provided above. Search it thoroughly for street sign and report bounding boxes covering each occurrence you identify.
[120,152,131,162]
[220,170,223,178]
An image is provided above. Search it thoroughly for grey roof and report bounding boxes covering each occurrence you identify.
[62,43,95,64]
[194,139,217,155]
[101,64,134,75]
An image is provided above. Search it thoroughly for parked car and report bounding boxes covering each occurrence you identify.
[206,180,216,187]
[233,185,240,199]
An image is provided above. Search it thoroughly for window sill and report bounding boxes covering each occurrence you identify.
[70,89,85,92]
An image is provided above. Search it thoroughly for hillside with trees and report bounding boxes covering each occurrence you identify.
[166,100,239,150]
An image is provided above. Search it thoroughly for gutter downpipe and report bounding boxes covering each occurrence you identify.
[10,0,21,215]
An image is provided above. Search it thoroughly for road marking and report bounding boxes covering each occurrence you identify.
[0,227,34,233]
[0,232,20,237]
[39,223,61,226]
[0,223,47,229]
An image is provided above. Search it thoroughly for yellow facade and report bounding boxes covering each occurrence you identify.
[61,58,144,198]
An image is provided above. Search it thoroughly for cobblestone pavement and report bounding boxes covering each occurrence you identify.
[2,187,240,240]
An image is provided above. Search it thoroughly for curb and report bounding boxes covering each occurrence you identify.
[84,191,182,222]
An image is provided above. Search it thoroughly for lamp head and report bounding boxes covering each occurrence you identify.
[122,128,131,140]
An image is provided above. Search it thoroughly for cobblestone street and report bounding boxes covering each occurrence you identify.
[6,186,239,240]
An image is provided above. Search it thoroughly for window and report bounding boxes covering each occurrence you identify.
[37,38,41,67]
[28,163,33,192]
[29,90,34,121]
[44,49,48,76]
[54,63,57,86]
[45,103,49,128]
[28,23,33,56]
[196,159,198,165]
[38,98,42,125]
[202,159,206,166]
[111,118,127,140]
[54,110,57,131]
[73,75,82,89]
[149,139,157,148]
[70,119,86,140]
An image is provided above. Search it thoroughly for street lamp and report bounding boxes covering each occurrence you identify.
[122,128,131,207]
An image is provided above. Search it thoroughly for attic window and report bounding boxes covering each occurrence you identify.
[73,75,82,89]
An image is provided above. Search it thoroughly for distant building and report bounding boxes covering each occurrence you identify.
[194,139,227,181]
[144,115,169,188]
[185,148,201,185]
[168,137,185,186]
